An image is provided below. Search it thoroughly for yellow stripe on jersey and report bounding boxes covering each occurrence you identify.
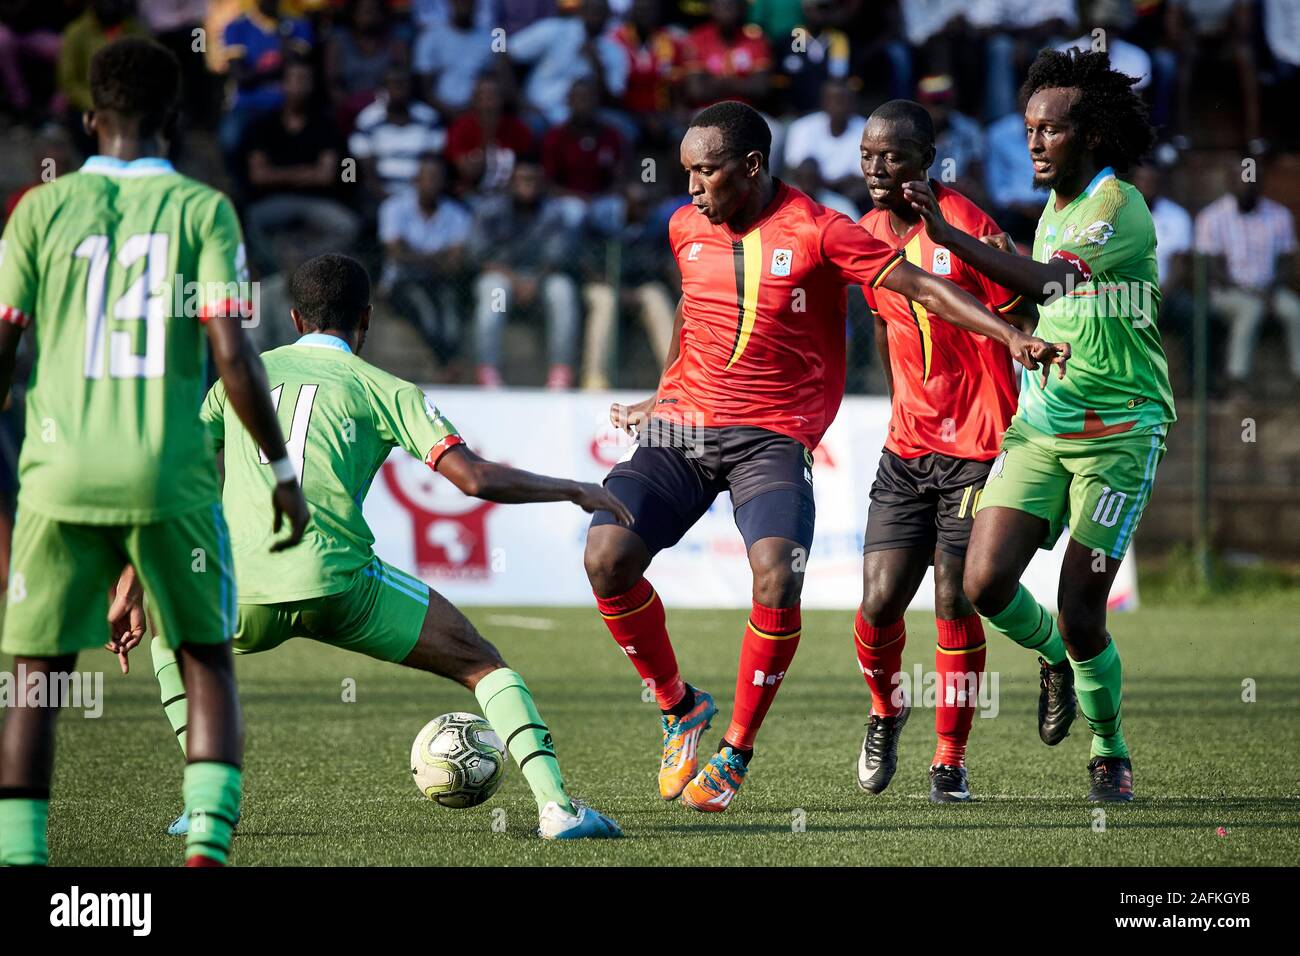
[726,230,763,369]
[903,234,933,383]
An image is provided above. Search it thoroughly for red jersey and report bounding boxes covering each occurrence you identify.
[859,183,1023,462]
[444,113,535,191]
[684,23,771,106]
[614,23,689,113]
[542,122,624,196]
[659,181,903,449]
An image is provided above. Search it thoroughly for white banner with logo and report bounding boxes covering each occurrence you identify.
[365,387,1138,612]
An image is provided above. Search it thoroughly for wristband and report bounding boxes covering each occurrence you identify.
[268,457,296,483]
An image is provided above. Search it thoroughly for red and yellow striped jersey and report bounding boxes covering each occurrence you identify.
[859,183,1022,462]
[659,181,901,449]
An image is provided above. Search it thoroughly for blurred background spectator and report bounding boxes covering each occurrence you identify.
[0,0,1298,401]
[507,0,630,131]
[58,0,150,154]
[243,57,359,275]
[1195,160,1300,395]
[445,73,535,197]
[470,161,581,389]
[380,153,472,370]
[543,77,627,234]
[783,76,866,208]
[325,0,411,130]
[0,1,75,126]
[349,61,446,209]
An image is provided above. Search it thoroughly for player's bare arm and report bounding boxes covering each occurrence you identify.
[874,314,894,399]
[436,444,633,525]
[611,296,684,435]
[206,313,310,550]
[903,179,1084,303]
[0,321,24,410]
[880,260,1070,385]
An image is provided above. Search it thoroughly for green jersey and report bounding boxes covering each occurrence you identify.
[1022,167,1176,438]
[0,156,250,523]
[202,334,462,603]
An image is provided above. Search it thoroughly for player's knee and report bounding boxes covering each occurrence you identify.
[962,559,1009,617]
[750,551,802,607]
[583,534,643,598]
[859,582,904,627]
[933,574,972,621]
[934,584,973,621]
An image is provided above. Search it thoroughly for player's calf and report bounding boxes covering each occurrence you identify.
[404,595,622,835]
[178,642,244,867]
[0,655,74,866]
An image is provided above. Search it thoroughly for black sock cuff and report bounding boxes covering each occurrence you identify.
[0,786,51,801]
[184,758,243,771]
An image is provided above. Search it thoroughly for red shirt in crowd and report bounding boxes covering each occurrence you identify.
[444,112,535,191]
[683,22,772,106]
[614,22,690,113]
[542,122,624,195]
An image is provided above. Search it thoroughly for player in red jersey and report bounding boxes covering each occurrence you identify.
[851,100,1035,803]
[584,101,1067,813]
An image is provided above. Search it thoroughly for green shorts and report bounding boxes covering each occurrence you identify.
[233,558,429,663]
[976,417,1168,559]
[1,503,236,658]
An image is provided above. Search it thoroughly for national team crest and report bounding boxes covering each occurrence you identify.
[770,248,792,276]
[932,247,951,275]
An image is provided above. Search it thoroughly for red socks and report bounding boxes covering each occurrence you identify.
[933,614,986,768]
[596,588,804,751]
[853,610,906,717]
[595,578,685,710]
[724,602,801,750]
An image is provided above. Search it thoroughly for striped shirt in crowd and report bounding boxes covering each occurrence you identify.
[1194,194,1297,290]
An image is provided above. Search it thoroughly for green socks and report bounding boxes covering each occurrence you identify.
[474,668,572,813]
[985,584,1067,666]
[1071,637,1127,758]
[0,794,49,865]
[183,762,242,864]
[152,636,189,756]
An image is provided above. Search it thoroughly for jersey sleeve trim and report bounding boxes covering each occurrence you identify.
[198,298,254,324]
[994,294,1023,313]
[1049,249,1092,284]
[0,304,31,328]
[425,434,466,470]
[870,250,906,289]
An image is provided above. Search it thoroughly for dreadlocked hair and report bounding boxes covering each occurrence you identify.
[1020,48,1155,172]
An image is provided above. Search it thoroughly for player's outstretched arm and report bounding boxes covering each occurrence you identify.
[881,260,1070,386]
[206,314,310,550]
[436,445,633,525]
[903,179,1082,304]
[0,322,24,411]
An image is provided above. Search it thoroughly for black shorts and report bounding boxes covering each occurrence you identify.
[590,418,817,556]
[862,449,993,559]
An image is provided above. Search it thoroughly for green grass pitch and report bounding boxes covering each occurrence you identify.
[20,596,1300,866]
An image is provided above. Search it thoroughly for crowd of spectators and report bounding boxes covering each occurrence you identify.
[1,0,1299,394]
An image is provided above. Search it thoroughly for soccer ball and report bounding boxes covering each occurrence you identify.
[410,712,507,808]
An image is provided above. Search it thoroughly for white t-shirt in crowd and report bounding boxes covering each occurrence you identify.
[783,112,868,185]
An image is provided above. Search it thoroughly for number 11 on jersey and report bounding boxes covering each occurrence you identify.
[259,383,318,479]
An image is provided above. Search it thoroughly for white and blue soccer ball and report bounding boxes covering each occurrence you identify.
[411,712,507,808]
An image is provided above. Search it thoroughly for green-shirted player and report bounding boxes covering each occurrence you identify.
[115,253,633,840]
[904,48,1174,802]
[0,39,310,866]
